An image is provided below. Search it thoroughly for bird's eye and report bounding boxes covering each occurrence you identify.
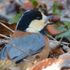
[36,17,42,20]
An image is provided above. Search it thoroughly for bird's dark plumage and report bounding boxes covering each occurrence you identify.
[16,9,42,31]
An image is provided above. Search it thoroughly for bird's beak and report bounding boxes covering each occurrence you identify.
[41,12,48,22]
[41,12,52,24]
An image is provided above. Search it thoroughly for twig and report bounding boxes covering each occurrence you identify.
[0,22,14,33]
[0,33,10,39]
